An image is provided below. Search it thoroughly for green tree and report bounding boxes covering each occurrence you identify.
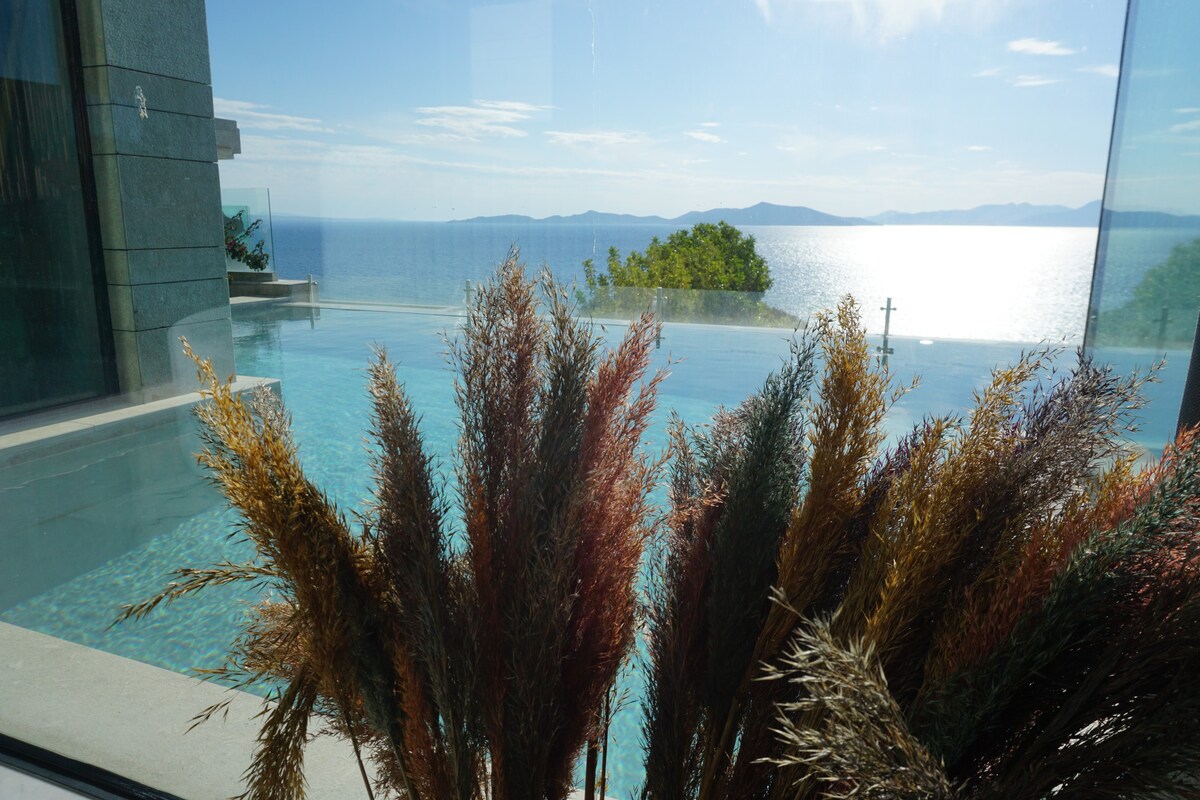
[583,221,772,293]
[581,222,795,327]
[224,210,271,271]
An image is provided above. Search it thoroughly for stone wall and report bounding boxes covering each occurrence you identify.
[76,0,235,398]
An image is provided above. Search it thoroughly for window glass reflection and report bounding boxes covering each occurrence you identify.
[1,0,112,418]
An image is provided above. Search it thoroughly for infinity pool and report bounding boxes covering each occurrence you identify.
[2,301,804,796]
[1,299,1181,797]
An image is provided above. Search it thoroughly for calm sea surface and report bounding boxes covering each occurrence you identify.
[271,219,1111,342]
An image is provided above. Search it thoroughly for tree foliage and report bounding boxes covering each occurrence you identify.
[581,222,795,327]
[1094,236,1200,348]
[224,210,271,272]
[584,221,772,293]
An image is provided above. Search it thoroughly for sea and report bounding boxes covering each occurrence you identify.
[267,218,1199,344]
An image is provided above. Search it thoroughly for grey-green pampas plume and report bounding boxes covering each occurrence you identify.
[641,296,1200,800]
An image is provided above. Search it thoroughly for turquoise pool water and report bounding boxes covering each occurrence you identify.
[2,299,1187,797]
[2,301,800,796]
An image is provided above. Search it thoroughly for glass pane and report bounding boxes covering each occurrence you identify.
[221,186,275,274]
[13,2,1188,798]
[0,0,111,418]
[1087,0,1200,448]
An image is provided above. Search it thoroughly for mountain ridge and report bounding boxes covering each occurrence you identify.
[278,201,1200,227]
[868,201,1104,227]
[451,200,1120,227]
[450,202,874,226]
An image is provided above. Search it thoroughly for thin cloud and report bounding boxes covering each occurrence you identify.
[1175,107,1200,114]
[755,0,1007,39]
[1008,38,1076,56]
[965,145,993,151]
[973,67,1004,78]
[226,132,1107,221]
[213,98,332,133]
[1077,64,1119,78]
[545,130,645,146]
[1011,75,1062,88]
[473,100,550,112]
[230,133,710,185]
[230,135,400,168]
[1169,120,1200,134]
[414,100,549,140]
[360,127,469,146]
[685,130,724,143]
[699,121,721,128]
[776,132,889,160]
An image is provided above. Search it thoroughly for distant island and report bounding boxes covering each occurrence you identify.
[450,200,1200,229]
[870,201,1102,227]
[452,202,873,227]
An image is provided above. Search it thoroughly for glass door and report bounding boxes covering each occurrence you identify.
[0,0,115,418]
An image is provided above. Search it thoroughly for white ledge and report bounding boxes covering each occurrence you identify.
[0,622,372,799]
[0,377,279,470]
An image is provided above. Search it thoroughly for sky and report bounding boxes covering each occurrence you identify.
[206,0,1129,221]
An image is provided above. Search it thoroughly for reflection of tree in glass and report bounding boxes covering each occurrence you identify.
[579,222,798,327]
[224,210,271,272]
[1096,237,1200,348]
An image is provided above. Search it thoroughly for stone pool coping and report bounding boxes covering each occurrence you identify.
[1,623,617,800]
[0,377,279,471]
[0,622,372,799]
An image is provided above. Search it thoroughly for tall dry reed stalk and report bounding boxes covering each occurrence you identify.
[642,296,1200,800]
[120,251,662,800]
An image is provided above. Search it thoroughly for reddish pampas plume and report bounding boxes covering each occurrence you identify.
[119,250,663,800]
[455,256,663,799]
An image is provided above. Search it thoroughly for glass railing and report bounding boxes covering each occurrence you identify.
[221,187,276,277]
[577,284,799,328]
[227,273,1191,460]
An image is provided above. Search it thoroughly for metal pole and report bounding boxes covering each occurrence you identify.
[655,286,664,349]
[877,297,896,369]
